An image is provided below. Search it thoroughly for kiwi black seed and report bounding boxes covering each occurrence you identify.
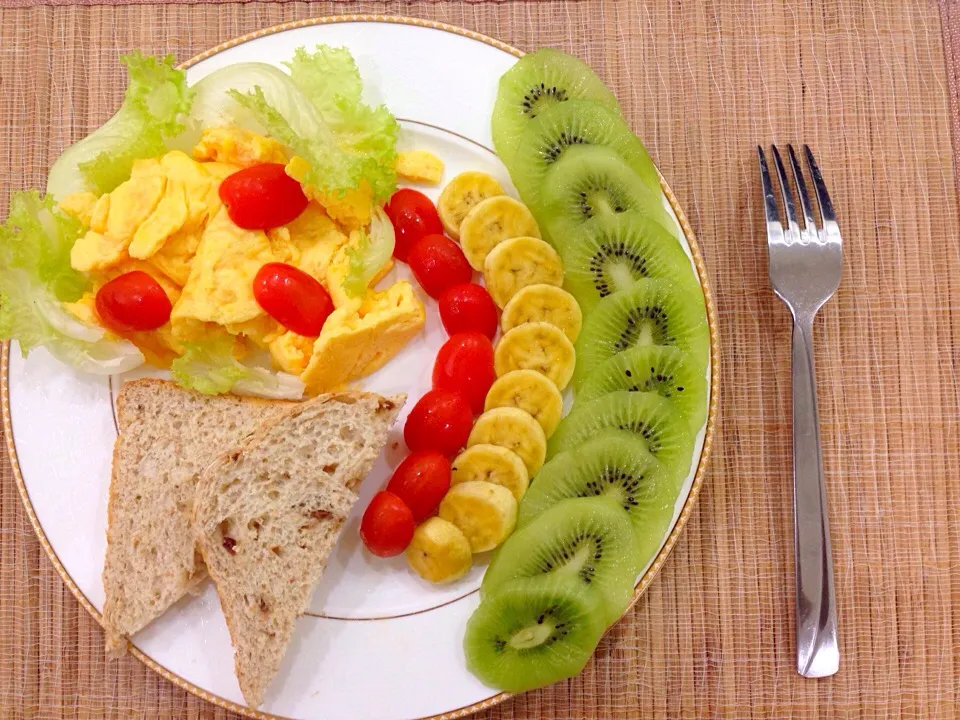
[560,212,699,313]
[547,391,695,484]
[576,345,709,432]
[520,430,679,567]
[482,496,641,625]
[572,278,709,387]
[492,48,622,166]
[508,100,660,212]
[540,145,671,243]
[464,576,606,693]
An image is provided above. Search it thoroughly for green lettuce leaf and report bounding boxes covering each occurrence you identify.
[232,45,399,202]
[171,335,305,399]
[47,53,192,200]
[0,191,144,374]
[342,208,396,298]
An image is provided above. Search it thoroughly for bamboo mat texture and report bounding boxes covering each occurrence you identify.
[1,1,959,718]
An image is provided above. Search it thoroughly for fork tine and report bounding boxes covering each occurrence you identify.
[771,146,800,235]
[757,146,781,228]
[787,145,817,234]
[804,145,836,225]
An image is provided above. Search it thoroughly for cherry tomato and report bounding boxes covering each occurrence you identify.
[253,263,334,337]
[219,163,308,230]
[386,451,451,522]
[407,234,473,299]
[383,189,443,262]
[360,491,415,558]
[439,283,499,339]
[433,332,496,414]
[95,271,172,333]
[404,389,473,456]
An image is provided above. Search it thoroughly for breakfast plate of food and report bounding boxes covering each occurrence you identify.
[1,15,719,720]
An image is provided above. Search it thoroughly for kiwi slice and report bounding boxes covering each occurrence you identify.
[520,430,676,564]
[572,278,709,388]
[464,575,606,693]
[547,391,695,482]
[540,146,670,242]
[492,48,622,166]
[576,345,708,432]
[509,100,660,211]
[482,496,641,625]
[560,212,698,313]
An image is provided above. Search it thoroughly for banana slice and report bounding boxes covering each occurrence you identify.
[484,369,564,438]
[468,406,547,477]
[451,444,530,501]
[437,172,505,239]
[459,196,541,270]
[494,322,576,391]
[483,236,564,308]
[501,284,583,343]
[439,481,518,553]
[406,517,473,583]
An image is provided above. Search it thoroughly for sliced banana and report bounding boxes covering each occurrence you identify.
[406,517,473,583]
[501,284,583,343]
[483,236,564,308]
[494,322,576,391]
[451,444,530,501]
[459,195,541,270]
[468,406,547,477]
[439,481,518,553]
[484,369,564,438]
[437,171,505,239]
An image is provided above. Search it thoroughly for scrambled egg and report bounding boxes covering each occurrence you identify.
[396,150,444,185]
[63,126,427,390]
[300,281,425,394]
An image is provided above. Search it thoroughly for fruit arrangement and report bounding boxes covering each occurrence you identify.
[462,48,711,694]
[359,169,581,584]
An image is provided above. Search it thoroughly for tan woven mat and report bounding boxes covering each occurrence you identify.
[2,1,959,718]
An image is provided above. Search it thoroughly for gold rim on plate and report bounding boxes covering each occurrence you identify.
[1,14,721,720]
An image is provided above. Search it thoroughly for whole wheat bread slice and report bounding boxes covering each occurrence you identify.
[103,379,290,657]
[194,391,405,709]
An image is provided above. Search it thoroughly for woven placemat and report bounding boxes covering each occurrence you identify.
[2,1,959,718]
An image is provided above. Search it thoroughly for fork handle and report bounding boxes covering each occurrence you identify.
[791,312,840,678]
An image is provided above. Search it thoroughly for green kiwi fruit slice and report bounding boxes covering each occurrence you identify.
[540,145,670,242]
[492,48,622,166]
[464,575,606,693]
[572,278,709,388]
[482,496,641,625]
[509,100,660,211]
[521,430,677,564]
[576,345,708,432]
[559,212,699,313]
[547,391,695,482]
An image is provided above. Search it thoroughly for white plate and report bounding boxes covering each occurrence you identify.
[2,16,718,720]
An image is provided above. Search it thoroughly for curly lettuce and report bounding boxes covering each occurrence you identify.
[0,192,144,373]
[47,53,192,200]
[231,45,399,202]
[171,335,304,400]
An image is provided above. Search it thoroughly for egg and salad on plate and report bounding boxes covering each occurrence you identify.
[0,48,438,398]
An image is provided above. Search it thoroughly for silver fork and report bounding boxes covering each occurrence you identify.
[758,145,842,679]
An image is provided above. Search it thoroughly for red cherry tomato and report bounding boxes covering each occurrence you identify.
[386,451,452,522]
[439,283,499,339]
[95,271,172,333]
[253,263,334,337]
[219,163,309,230]
[407,234,473,299]
[404,389,473,456]
[384,189,444,263]
[433,332,496,414]
[360,491,415,558]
